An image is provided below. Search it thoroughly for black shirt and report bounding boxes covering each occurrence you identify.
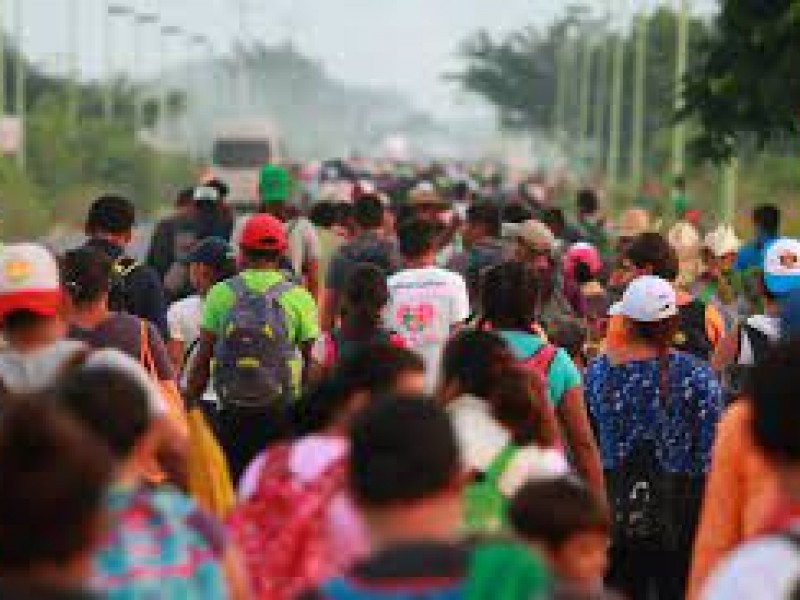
[84,238,169,337]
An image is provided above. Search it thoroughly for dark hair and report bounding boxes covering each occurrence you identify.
[577,189,599,214]
[86,194,135,235]
[509,477,611,548]
[349,395,460,507]
[397,218,439,260]
[61,247,113,305]
[1,310,53,336]
[502,202,534,225]
[341,264,389,333]
[467,203,501,238]
[542,207,566,236]
[573,260,594,285]
[309,202,338,228]
[241,247,281,264]
[753,204,781,237]
[354,194,385,230]
[625,232,680,282]
[629,315,680,401]
[296,343,425,434]
[441,330,557,447]
[548,318,589,364]
[750,340,800,462]
[481,261,541,330]
[176,187,195,208]
[0,398,113,570]
[58,365,152,459]
[206,178,230,199]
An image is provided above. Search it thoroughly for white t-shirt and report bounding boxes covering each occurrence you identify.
[168,294,218,403]
[701,531,800,600]
[0,340,166,415]
[448,394,569,497]
[385,266,470,391]
[167,295,204,348]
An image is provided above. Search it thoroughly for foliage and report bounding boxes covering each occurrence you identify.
[681,0,800,162]
[0,43,193,237]
[453,7,710,173]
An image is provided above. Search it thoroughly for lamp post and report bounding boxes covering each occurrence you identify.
[672,0,689,178]
[66,0,80,131]
[14,0,24,168]
[160,24,182,143]
[134,13,158,133]
[105,3,134,122]
[630,12,648,190]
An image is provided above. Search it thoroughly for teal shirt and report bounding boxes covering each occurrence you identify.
[499,330,582,408]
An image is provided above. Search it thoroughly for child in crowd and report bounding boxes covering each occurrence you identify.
[57,364,250,600]
[0,399,114,600]
[510,478,619,599]
[300,395,551,600]
[309,263,405,382]
[166,237,237,371]
[229,344,425,600]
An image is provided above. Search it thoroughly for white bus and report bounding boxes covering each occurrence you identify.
[208,119,283,210]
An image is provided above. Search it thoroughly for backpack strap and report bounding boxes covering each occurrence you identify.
[483,444,518,487]
[523,343,558,377]
[113,256,139,279]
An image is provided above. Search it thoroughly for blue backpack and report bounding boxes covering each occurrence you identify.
[213,276,297,409]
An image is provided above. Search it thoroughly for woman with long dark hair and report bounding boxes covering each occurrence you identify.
[585,275,723,599]
[479,261,605,498]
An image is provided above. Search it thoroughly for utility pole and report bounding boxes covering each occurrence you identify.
[606,21,625,188]
[630,12,648,190]
[14,0,23,169]
[578,36,593,149]
[67,0,79,130]
[672,0,689,178]
[0,0,5,121]
[721,157,739,225]
[134,13,158,134]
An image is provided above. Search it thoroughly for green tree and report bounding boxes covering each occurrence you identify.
[681,0,800,162]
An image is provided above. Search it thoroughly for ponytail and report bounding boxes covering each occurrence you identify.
[631,315,680,406]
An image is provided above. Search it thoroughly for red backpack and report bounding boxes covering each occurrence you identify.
[225,445,349,600]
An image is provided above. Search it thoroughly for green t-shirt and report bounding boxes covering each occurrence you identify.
[499,330,582,408]
[201,270,320,392]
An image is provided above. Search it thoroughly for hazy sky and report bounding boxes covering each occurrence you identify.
[14,0,717,118]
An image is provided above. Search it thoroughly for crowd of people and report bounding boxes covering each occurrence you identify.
[2,158,800,600]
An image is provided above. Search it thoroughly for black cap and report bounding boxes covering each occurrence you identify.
[182,237,234,268]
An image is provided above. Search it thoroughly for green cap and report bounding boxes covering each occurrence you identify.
[259,163,291,205]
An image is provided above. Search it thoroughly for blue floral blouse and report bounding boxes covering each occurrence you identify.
[585,353,724,475]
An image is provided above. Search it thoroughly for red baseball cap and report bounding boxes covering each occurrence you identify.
[0,244,63,322]
[239,214,287,252]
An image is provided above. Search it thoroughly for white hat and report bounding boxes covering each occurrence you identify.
[193,185,220,203]
[609,275,678,322]
[764,238,800,295]
[0,244,62,321]
[703,225,741,258]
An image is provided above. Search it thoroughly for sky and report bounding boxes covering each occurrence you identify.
[12,0,718,119]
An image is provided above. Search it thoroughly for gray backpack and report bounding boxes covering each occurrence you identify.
[213,277,296,409]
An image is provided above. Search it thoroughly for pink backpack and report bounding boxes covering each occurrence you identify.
[226,445,349,600]
[519,343,558,404]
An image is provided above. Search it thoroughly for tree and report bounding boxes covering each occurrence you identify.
[681,0,800,163]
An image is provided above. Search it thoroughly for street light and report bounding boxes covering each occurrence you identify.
[105,3,134,121]
[160,25,183,143]
[134,13,159,133]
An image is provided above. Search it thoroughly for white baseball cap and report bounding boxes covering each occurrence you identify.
[0,244,62,321]
[609,275,678,322]
[764,238,800,295]
[703,225,741,258]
